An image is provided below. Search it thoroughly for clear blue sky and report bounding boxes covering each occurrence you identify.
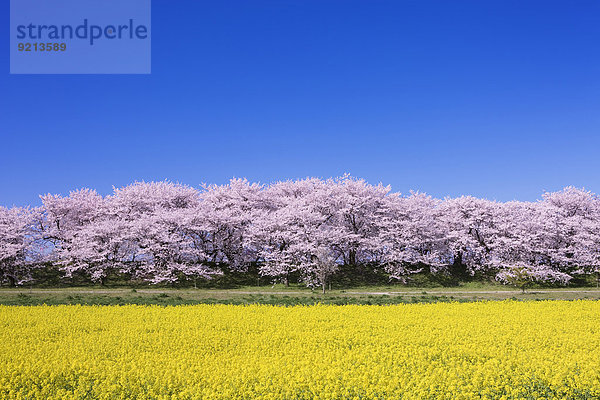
[2,0,599,207]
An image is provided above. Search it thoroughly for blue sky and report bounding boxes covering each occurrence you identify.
[1,0,599,206]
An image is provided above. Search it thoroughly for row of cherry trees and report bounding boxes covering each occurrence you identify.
[1,176,599,290]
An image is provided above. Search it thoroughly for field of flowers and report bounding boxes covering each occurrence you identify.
[1,301,600,399]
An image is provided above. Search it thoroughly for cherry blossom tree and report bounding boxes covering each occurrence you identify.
[323,175,391,269]
[247,178,347,290]
[245,178,320,285]
[537,187,600,278]
[196,178,265,271]
[437,196,501,279]
[40,188,109,281]
[496,264,571,293]
[0,206,39,286]
[305,247,339,294]
[3,177,598,288]
[109,181,221,284]
[376,192,445,281]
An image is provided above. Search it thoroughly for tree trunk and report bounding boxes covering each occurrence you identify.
[322,280,326,294]
[349,250,356,268]
[8,276,16,287]
[451,252,468,281]
[284,274,289,287]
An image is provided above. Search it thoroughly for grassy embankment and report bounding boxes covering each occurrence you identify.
[2,282,600,306]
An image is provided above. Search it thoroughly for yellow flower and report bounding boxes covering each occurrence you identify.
[0,301,599,399]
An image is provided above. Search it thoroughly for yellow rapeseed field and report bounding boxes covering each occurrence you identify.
[1,301,600,399]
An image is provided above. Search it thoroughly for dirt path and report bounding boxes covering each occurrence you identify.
[3,288,600,296]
